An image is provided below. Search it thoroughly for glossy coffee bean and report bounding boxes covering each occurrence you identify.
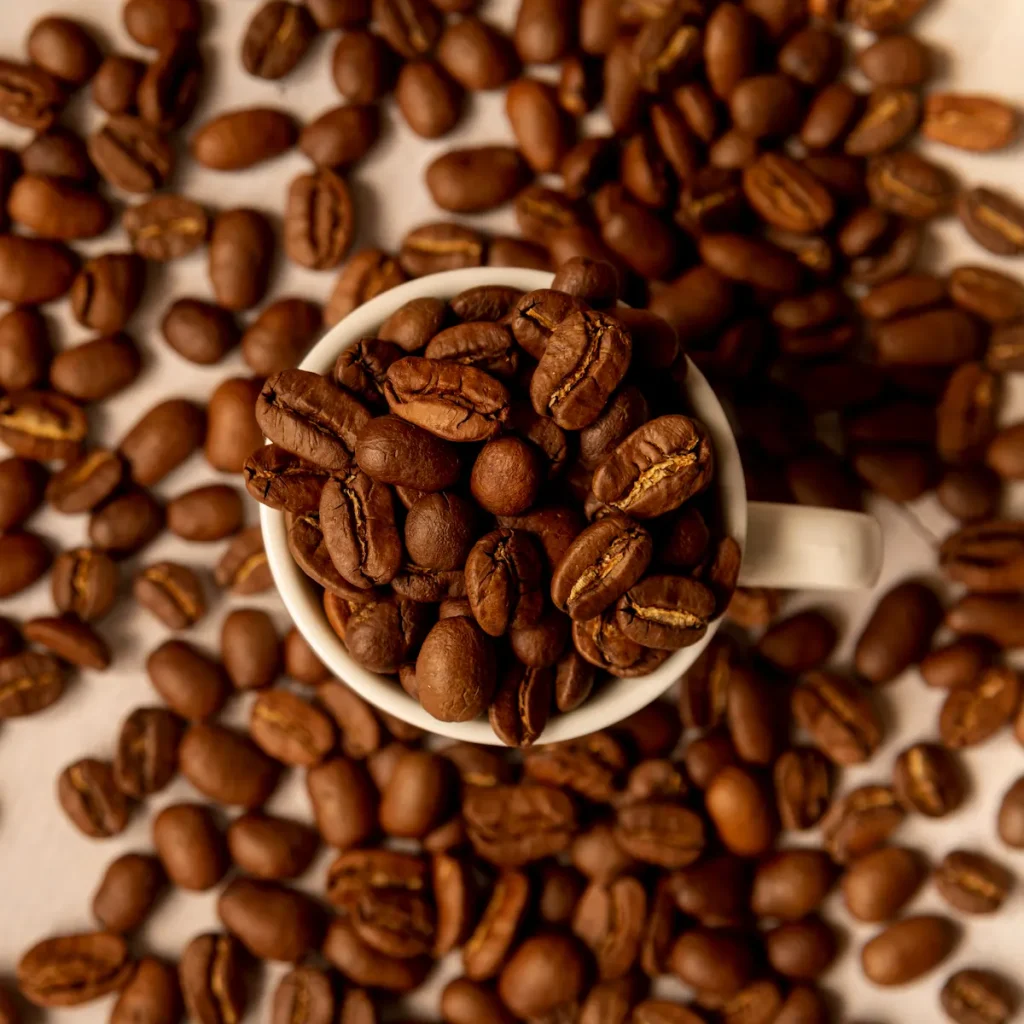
[153,803,227,891]
[92,853,165,934]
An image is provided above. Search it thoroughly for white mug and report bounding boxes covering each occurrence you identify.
[262,267,884,745]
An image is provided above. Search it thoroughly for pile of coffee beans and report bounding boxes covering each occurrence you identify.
[247,263,739,735]
[0,0,1024,1021]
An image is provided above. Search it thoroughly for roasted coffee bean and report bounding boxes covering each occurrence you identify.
[506,78,568,173]
[153,803,227,892]
[845,88,921,156]
[119,398,204,486]
[301,105,379,168]
[124,195,209,262]
[91,55,146,116]
[331,30,392,103]
[941,968,1015,1024]
[847,0,931,31]
[950,265,1024,323]
[124,0,201,45]
[436,17,516,92]
[69,254,145,334]
[854,580,942,685]
[385,356,510,442]
[179,723,279,808]
[923,93,1017,152]
[415,616,496,722]
[92,854,165,934]
[464,782,575,866]
[821,785,904,863]
[289,512,374,596]
[271,968,335,1024]
[859,273,948,321]
[591,415,713,519]
[998,776,1024,848]
[742,153,834,233]
[958,187,1024,256]
[221,608,281,691]
[322,917,429,992]
[334,338,403,408]
[571,822,635,882]
[316,682,380,757]
[161,299,239,366]
[465,528,544,637]
[669,928,754,999]
[764,916,836,980]
[594,183,679,280]
[937,363,1000,464]
[513,0,573,63]
[940,520,1024,592]
[922,637,997,691]
[875,308,981,366]
[612,800,705,869]
[250,689,335,767]
[892,742,965,817]
[209,208,274,311]
[774,746,831,830]
[938,466,1002,522]
[515,187,583,249]
[227,812,318,880]
[342,593,432,671]
[442,978,515,1024]
[24,616,110,670]
[705,765,776,858]
[404,492,477,570]
[398,225,482,280]
[146,641,230,721]
[505,288,586,359]
[57,758,131,838]
[89,488,163,557]
[191,108,297,170]
[203,377,263,474]
[426,321,519,379]
[396,60,463,139]
[17,932,133,1008]
[704,3,757,100]
[50,333,140,403]
[51,547,117,622]
[114,706,182,800]
[757,610,837,672]
[8,175,110,240]
[88,116,173,194]
[861,915,957,986]
[574,607,670,677]
[616,576,715,650]
[0,59,64,131]
[377,296,447,352]
[426,146,528,213]
[498,933,587,1019]
[571,876,646,979]
[166,484,242,543]
[489,235,551,270]
[468,436,541,516]
[179,932,247,1024]
[934,850,1013,915]
[0,533,51,599]
[0,236,78,305]
[245,445,329,513]
[525,734,627,802]
[259,369,371,472]
[842,846,923,923]
[0,458,45,531]
[134,562,206,630]
[242,2,316,79]
[137,37,202,131]
[284,169,354,271]
[939,666,1020,747]
[792,671,882,765]
[218,877,322,963]
[0,307,51,390]
[215,527,272,596]
[306,757,377,849]
[752,849,834,921]
[867,151,954,219]
[0,651,65,719]
[489,662,553,747]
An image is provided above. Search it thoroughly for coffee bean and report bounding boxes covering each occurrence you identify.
[704,3,757,100]
[854,580,942,685]
[847,0,931,30]
[957,187,1024,256]
[0,307,51,390]
[860,273,948,322]
[875,308,981,367]
[271,968,334,1024]
[245,444,329,513]
[50,332,140,403]
[221,608,281,691]
[297,111,377,178]
[191,108,297,170]
[91,55,145,116]
[571,876,646,980]
[442,978,515,1024]
[426,146,528,213]
[331,30,393,102]
[135,37,201,131]
[0,651,65,719]
[774,746,831,830]
[705,765,775,858]
[951,265,1024,323]
[7,175,110,240]
[632,6,701,93]
[209,208,274,311]
[214,527,271,597]
[17,932,133,1008]
[498,934,587,1019]
[119,398,205,486]
[414,616,495,722]
[398,225,483,280]
[841,846,923,924]
[437,17,517,90]
[0,59,64,132]
[88,116,173,194]
[92,854,165,935]
[58,758,132,838]
[89,488,164,557]
[868,151,955,219]
[124,0,201,45]
[395,60,463,139]
[939,520,1024,592]
[764,916,836,981]
[845,88,921,157]
[998,776,1024,848]
[227,812,318,880]
[249,689,335,767]
[821,785,904,864]
[922,93,1017,152]
[403,492,476,571]
[159,299,238,366]
[934,849,1013,915]
[49,548,115,622]
[307,757,377,849]
[892,741,965,817]
[938,466,1003,522]
[152,802,227,892]
[757,610,837,672]
[862,915,957,986]
[941,969,1015,1024]
[166,484,242,543]
[0,236,79,305]
[218,877,322,963]
[124,195,209,262]
[284,169,354,271]
[426,321,519,380]
[114,706,182,799]
[988,424,1024,480]
[179,932,247,1024]
[742,153,834,233]
[24,615,110,670]
[69,254,145,335]
[0,458,46,532]
[242,2,316,80]
[939,666,1020,747]
[322,918,429,991]
[936,364,1000,465]
[0,533,51,598]
[133,561,205,629]
[465,782,576,867]
[670,928,754,1000]
[179,723,279,808]
[752,849,834,923]
[289,512,371,596]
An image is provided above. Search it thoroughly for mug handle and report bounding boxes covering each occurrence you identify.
[738,502,884,591]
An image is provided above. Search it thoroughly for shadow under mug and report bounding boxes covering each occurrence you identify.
[262,267,884,745]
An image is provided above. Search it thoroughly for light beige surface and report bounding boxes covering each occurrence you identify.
[0,1,1022,1021]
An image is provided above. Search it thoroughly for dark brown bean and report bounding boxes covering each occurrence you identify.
[114,706,182,799]
[58,758,131,838]
[92,854,165,934]
[893,742,965,817]
[50,333,140,402]
[0,307,50,390]
[153,803,228,892]
[242,2,317,80]
[209,208,274,311]
[191,108,297,170]
[91,55,145,115]
[17,932,133,1008]
[939,666,1020,748]
[88,116,173,194]
[179,723,279,808]
[861,916,958,986]
[119,398,205,486]
[24,615,110,670]
[179,932,247,1024]
[300,105,379,167]
[51,547,118,620]
[134,562,206,629]
[124,195,209,262]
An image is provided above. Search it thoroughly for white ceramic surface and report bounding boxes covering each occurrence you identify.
[262,267,883,744]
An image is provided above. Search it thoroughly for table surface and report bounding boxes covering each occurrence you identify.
[1,1,1023,1022]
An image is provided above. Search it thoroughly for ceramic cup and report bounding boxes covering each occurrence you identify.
[262,267,884,744]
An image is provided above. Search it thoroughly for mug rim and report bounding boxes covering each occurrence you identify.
[260,266,749,745]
